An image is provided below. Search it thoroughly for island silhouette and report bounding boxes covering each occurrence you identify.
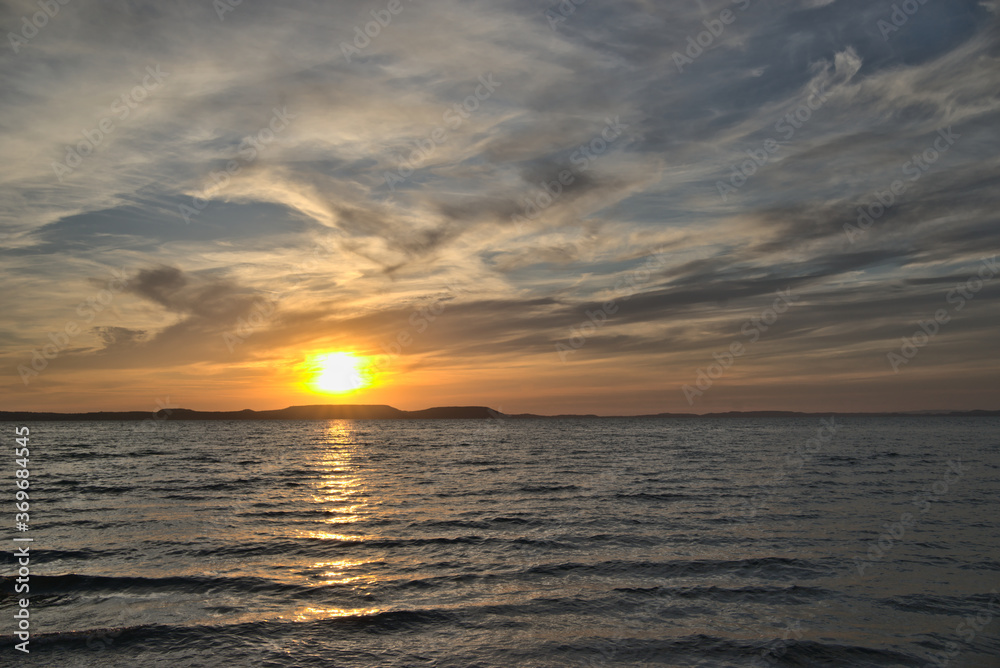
[0,405,997,421]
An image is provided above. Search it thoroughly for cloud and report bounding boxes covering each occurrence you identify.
[1,0,998,412]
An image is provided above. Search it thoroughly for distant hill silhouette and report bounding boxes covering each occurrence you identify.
[0,404,500,421]
[0,405,997,421]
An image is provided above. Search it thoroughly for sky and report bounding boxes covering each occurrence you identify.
[1,0,998,415]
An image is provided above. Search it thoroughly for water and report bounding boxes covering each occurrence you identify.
[2,417,999,667]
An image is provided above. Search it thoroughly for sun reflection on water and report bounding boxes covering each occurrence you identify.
[308,421,371,529]
[291,607,383,622]
[309,558,371,586]
[303,531,371,542]
[295,421,382,612]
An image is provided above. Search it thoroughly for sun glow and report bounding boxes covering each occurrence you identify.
[309,352,373,393]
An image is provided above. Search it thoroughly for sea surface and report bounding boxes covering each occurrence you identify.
[2,417,999,667]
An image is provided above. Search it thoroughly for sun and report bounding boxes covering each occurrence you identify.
[309,352,373,394]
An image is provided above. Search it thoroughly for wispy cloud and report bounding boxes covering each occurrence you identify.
[1,0,997,413]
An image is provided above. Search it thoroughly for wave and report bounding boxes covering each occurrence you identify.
[0,623,928,667]
[524,556,829,580]
[533,634,926,667]
[0,572,385,607]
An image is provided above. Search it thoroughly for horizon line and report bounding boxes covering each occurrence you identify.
[2,403,999,420]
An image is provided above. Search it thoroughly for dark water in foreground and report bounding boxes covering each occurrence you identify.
[2,417,999,667]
